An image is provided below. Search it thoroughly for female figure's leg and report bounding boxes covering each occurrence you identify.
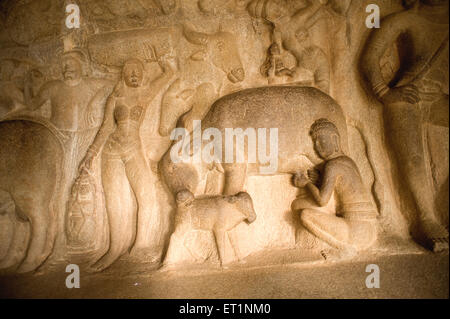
[91,155,135,271]
[125,148,163,262]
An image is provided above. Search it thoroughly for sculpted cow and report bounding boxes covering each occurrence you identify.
[160,86,348,196]
[159,24,245,136]
[0,117,64,273]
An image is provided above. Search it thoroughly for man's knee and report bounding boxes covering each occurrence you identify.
[300,209,320,227]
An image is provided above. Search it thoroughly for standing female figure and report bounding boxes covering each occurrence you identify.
[80,57,175,271]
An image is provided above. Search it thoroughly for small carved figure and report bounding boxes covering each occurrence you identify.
[361,0,449,251]
[293,119,378,254]
[169,190,256,266]
[80,56,175,271]
[66,170,98,252]
[248,0,330,93]
[159,24,245,136]
[259,43,294,84]
[290,27,330,93]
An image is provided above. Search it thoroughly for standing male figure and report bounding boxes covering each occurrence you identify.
[361,0,449,251]
[24,49,114,257]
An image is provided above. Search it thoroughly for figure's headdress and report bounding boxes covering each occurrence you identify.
[123,58,144,70]
[62,49,90,76]
[62,49,88,65]
[310,118,340,139]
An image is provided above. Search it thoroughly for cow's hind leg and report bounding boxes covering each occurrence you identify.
[0,200,28,269]
[16,197,54,273]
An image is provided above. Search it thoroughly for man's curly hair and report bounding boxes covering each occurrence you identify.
[309,118,340,139]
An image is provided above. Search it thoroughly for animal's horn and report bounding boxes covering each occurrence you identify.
[183,24,209,46]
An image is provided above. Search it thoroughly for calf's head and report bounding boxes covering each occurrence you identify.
[234,192,257,224]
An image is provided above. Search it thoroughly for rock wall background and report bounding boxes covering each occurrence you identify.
[0,0,447,271]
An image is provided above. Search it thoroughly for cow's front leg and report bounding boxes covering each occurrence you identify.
[222,163,247,196]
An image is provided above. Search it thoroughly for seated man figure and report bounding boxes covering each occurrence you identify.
[294,119,378,254]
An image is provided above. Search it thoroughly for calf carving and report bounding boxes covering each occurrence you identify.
[167,190,256,266]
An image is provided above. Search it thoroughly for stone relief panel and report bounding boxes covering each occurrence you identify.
[0,0,447,275]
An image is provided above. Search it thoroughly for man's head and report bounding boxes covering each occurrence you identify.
[61,50,87,81]
[123,59,144,88]
[310,118,342,159]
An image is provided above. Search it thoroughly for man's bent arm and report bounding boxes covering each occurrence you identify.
[360,14,407,98]
[24,81,53,111]
[306,163,337,207]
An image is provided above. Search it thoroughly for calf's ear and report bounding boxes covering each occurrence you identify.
[190,49,207,61]
[176,190,195,206]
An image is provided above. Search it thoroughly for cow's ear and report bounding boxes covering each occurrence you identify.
[190,49,207,61]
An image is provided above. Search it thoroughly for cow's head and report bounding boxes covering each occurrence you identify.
[183,25,245,83]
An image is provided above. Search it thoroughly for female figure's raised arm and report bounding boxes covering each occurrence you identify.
[142,57,176,105]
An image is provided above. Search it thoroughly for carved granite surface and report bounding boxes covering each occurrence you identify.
[0,0,448,296]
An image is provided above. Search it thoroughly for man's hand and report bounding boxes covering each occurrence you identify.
[307,168,321,186]
[380,84,420,105]
[294,171,310,188]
